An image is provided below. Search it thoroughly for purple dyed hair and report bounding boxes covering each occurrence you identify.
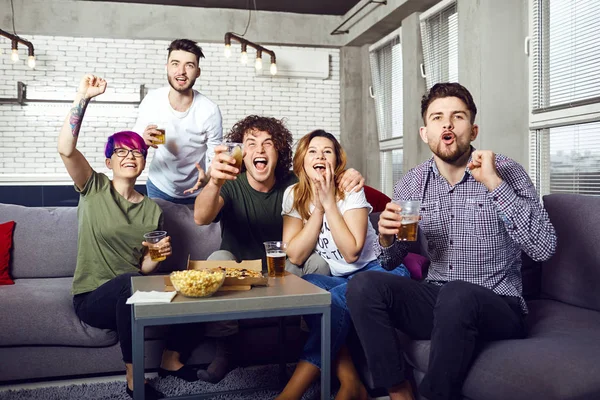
[104,131,148,159]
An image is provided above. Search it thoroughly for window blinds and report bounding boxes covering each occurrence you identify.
[532,0,600,112]
[369,36,402,141]
[420,3,458,89]
[543,121,600,195]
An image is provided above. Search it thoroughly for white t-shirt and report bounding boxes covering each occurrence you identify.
[282,186,378,277]
[133,87,223,199]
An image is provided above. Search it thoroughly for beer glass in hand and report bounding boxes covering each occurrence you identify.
[393,200,421,241]
[143,231,168,262]
[223,142,243,170]
[264,241,287,277]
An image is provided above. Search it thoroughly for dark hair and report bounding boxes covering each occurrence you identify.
[421,82,477,124]
[227,115,293,181]
[105,131,148,159]
[167,39,205,64]
[292,130,347,221]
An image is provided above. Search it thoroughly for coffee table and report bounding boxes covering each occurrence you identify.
[130,274,332,400]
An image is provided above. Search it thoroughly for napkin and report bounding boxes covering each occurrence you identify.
[126,290,177,304]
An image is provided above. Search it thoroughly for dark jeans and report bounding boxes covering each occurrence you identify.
[73,272,201,364]
[346,272,526,400]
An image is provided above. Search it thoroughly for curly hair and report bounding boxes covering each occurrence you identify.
[226,115,293,181]
[292,130,347,221]
[421,82,477,124]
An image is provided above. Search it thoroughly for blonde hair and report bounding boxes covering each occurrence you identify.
[292,130,347,221]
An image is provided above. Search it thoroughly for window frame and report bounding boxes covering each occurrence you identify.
[369,27,403,197]
[528,0,600,196]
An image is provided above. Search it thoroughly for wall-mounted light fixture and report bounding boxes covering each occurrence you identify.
[224,32,276,76]
[1,29,35,68]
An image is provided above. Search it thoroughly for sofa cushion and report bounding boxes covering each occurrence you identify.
[153,199,222,273]
[0,204,79,279]
[0,220,15,284]
[0,277,117,347]
[405,299,600,400]
[541,194,600,311]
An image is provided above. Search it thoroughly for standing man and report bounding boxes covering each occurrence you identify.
[134,39,222,204]
[346,83,557,400]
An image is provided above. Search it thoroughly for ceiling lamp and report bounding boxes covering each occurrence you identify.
[224,32,276,75]
[1,29,35,69]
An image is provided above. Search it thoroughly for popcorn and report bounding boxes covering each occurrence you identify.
[170,269,225,297]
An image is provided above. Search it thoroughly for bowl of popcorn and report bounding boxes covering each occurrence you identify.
[169,269,226,298]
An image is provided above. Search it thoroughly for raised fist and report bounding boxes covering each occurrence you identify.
[77,74,107,99]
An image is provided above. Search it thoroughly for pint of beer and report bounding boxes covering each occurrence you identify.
[264,241,287,277]
[143,230,167,262]
[223,142,244,171]
[155,128,166,145]
[393,200,421,242]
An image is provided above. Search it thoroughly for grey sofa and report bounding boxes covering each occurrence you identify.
[0,199,306,383]
[355,194,600,400]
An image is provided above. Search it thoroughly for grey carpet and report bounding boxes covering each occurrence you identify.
[0,364,325,400]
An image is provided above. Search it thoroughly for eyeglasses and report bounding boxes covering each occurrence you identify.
[113,148,145,158]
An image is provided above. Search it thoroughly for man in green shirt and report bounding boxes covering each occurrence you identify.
[193,115,364,383]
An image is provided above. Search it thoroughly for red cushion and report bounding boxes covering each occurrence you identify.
[364,185,391,213]
[0,220,16,285]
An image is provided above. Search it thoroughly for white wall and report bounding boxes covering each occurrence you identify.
[0,36,340,182]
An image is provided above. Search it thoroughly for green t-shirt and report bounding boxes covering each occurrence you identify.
[72,171,162,295]
[218,172,298,270]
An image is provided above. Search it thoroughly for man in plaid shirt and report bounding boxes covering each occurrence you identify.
[346,83,557,400]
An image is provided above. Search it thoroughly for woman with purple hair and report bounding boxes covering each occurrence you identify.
[59,74,200,399]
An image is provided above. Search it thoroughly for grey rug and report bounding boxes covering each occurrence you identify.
[0,364,324,400]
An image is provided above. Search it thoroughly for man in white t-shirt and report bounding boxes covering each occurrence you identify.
[133,39,223,204]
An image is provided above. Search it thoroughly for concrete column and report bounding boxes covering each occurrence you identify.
[340,45,380,188]
[458,0,529,165]
[402,13,430,170]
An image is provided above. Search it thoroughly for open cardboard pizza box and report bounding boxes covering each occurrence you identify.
[164,258,268,292]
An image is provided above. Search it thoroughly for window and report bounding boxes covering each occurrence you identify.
[420,1,458,89]
[529,0,600,196]
[370,32,403,197]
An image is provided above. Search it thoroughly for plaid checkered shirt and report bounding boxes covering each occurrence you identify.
[375,152,557,313]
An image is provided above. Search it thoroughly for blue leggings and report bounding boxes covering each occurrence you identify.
[301,260,410,369]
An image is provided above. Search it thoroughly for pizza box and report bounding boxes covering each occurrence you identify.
[164,258,268,292]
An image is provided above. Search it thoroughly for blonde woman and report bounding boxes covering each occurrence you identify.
[276,130,410,400]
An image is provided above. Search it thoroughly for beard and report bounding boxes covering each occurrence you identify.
[431,141,472,164]
[167,75,196,93]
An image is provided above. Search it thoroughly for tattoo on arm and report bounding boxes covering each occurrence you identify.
[68,97,89,137]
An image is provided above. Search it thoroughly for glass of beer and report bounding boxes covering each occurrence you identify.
[143,230,167,262]
[393,200,421,241]
[263,241,287,277]
[154,123,166,145]
[223,141,244,170]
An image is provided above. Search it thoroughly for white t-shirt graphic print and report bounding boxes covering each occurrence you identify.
[282,186,378,276]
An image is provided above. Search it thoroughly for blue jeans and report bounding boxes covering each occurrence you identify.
[146,179,196,205]
[301,260,410,369]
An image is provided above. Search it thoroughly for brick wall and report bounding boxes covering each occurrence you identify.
[0,36,340,182]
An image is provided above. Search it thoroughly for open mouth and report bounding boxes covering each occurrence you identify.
[441,132,455,145]
[175,76,187,84]
[253,157,268,172]
[121,162,137,169]
[313,163,326,172]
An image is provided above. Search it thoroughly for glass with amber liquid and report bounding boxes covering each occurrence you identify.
[143,230,167,262]
[264,241,287,277]
[223,142,244,170]
[393,200,421,241]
